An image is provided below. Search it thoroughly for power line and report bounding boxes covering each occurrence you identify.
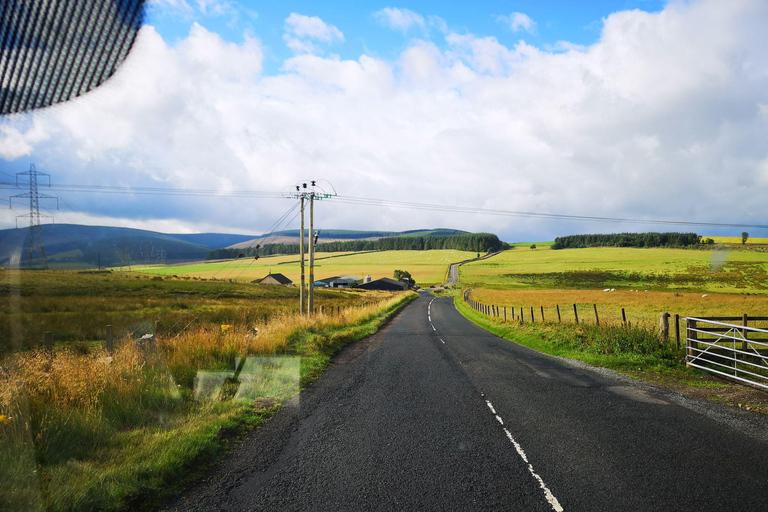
[0,181,282,198]
[3,178,765,230]
[332,195,768,230]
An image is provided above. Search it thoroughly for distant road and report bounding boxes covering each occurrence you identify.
[167,294,768,511]
[444,251,499,287]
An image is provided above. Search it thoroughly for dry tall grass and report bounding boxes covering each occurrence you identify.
[0,292,413,510]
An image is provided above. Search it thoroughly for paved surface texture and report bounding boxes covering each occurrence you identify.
[166,293,768,511]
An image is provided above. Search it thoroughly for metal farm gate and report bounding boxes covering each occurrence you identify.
[686,316,768,389]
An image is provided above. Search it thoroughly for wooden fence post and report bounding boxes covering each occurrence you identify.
[621,308,627,326]
[530,306,535,323]
[593,304,599,326]
[556,305,561,323]
[659,312,670,341]
[520,307,524,323]
[687,318,698,357]
[44,331,53,353]
[540,306,545,322]
[674,314,680,350]
[573,304,579,324]
[743,313,749,351]
[106,325,114,353]
[504,307,507,322]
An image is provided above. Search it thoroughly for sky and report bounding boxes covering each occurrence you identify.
[1,0,767,242]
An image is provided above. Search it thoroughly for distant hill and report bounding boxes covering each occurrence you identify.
[228,228,468,249]
[0,224,254,268]
[0,225,472,268]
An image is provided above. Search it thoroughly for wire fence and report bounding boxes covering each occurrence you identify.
[462,289,768,352]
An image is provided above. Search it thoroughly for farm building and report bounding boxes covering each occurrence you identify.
[356,277,409,291]
[315,275,362,288]
[252,272,294,286]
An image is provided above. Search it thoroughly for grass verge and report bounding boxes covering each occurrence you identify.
[0,292,417,512]
[452,292,768,415]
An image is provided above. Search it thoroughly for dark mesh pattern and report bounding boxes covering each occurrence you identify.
[0,0,145,115]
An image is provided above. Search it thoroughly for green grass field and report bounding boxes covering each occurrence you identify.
[133,249,476,287]
[461,245,768,294]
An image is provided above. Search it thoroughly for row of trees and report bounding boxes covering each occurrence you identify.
[551,232,700,250]
[205,233,504,260]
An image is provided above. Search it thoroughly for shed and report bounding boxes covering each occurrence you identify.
[356,277,409,291]
[317,275,362,288]
[253,272,294,286]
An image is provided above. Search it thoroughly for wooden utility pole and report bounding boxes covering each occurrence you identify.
[300,196,306,315]
[309,192,315,316]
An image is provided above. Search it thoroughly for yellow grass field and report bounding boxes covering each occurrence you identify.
[461,245,768,329]
[134,250,476,286]
[710,236,768,245]
[469,288,768,330]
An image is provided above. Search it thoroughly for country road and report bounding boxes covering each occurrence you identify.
[166,293,768,511]
[443,251,498,287]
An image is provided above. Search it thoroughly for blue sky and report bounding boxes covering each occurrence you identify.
[2,0,767,240]
[148,0,667,75]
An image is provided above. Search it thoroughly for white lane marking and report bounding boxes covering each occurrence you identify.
[486,401,496,415]
[440,338,445,344]
[428,315,431,321]
[501,426,564,512]
[431,325,436,331]
[495,415,504,425]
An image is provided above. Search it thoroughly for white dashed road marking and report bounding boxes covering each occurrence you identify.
[486,401,564,512]
[430,298,560,509]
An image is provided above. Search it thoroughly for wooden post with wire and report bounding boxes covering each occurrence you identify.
[309,192,315,315]
[573,304,579,324]
[299,194,306,315]
[593,304,599,326]
[556,305,561,323]
[540,306,545,322]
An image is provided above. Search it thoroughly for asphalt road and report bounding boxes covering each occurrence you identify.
[166,293,768,511]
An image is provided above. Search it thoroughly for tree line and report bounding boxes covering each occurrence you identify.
[551,232,700,250]
[205,233,504,260]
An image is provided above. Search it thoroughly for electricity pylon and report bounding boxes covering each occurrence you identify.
[10,164,58,269]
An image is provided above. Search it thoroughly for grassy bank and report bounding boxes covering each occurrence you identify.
[0,292,416,511]
[453,293,768,413]
[454,293,682,372]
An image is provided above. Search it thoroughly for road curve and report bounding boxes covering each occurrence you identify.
[443,251,499,287]
[166,293,768,511]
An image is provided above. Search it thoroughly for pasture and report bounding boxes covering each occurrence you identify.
[461,245,768,295]
[0,269,379,353]
[133,249,477,287]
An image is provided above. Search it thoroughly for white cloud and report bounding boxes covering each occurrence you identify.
[498,12,537,34]
[283,13,344,56]
[285,13,344,43]
[374,7,425,33]
[1,0,768,239]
